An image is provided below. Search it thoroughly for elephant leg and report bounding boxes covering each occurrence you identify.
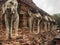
[33,19,36,34]
[37,19,40,34]
[10,16,13,38]
[29,17,33,33]
[14,16,19,36]
[5,15,9,39]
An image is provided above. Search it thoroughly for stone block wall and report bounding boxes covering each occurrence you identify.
[0,0,59,45]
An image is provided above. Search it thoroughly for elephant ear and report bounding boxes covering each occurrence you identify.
[35,12,42,18]
[44,16,49,21]
[28,10,33,17]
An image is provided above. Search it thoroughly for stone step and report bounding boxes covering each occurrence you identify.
[2,41,20,45]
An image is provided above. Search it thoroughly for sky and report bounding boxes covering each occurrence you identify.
[33,0,60,15]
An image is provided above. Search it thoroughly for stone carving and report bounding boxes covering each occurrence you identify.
[2,0,19,39]
[28,9,42,34]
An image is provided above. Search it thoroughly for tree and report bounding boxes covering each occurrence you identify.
[52,14,60,29]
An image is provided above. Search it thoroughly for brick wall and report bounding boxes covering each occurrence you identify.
[0,1,59,45]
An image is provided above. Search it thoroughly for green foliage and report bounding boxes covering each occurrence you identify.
[52,14,60,29]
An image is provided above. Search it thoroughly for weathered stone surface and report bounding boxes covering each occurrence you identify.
[0,0,59,45]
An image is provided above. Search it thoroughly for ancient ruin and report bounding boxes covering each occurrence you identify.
[0,0,59,45]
